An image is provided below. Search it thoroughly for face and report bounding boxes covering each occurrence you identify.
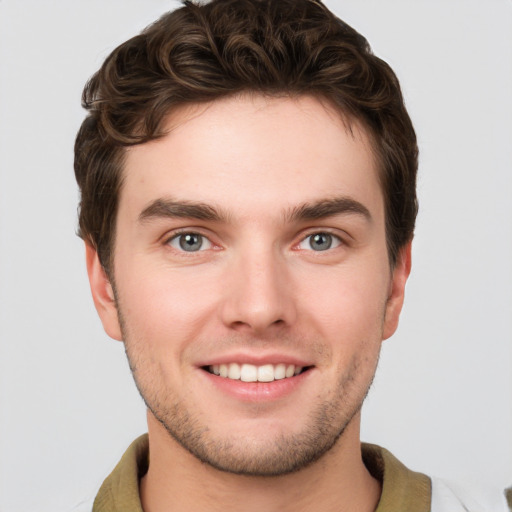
[87,94,410,476]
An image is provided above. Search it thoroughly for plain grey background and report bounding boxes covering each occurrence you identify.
[0,1,511,511]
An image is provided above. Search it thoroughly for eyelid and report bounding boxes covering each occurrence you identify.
[162,226,211,241]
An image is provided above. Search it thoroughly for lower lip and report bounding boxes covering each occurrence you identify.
[200,368,313,402]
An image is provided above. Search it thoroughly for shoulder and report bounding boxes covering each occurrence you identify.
[431,477,510,512]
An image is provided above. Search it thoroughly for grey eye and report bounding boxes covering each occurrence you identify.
[298,232,342,252]
[309,233,333,251]
[169,233,212,252]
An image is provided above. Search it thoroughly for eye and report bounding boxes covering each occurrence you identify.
[168,232,212,252]
[298,232,342,252]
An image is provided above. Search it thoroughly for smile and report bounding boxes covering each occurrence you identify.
[207,363,305,382]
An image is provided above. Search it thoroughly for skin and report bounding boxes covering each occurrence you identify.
[87,94,411,512]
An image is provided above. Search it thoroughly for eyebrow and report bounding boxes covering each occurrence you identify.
[138,196,371,225]
[138,199,228,223]
[286,197,371,223]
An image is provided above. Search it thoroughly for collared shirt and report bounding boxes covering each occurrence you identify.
[91,434,432,512]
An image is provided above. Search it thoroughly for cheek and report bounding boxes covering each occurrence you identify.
[296,262,390,336]
[116,265,222,349]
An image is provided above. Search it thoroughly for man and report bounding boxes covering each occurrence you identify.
[73,0,511,510]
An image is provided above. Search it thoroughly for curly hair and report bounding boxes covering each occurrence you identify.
[74,0,418,274]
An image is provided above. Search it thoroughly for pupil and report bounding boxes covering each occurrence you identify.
[311,233,332,251]
[179,233,202,251]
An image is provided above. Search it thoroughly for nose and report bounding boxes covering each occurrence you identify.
[219,247,297,334]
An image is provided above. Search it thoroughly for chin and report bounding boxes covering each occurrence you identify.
[148,394,359,477]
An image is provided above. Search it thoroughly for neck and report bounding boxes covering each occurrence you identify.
[140,412,381,512]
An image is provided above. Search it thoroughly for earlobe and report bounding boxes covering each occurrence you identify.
[85,243,123,341]
[382,241,412,340]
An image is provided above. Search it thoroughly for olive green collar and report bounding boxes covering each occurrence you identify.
[93,434,148,512]
[363,443,431,512]
[93,434,431,512]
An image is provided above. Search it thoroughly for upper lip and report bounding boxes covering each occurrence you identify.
[197,352,313,368]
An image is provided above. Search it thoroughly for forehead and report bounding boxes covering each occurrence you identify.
[120,94,382,221]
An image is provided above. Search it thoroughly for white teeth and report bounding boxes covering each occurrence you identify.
[274,363,286,380]
[209,363,304,382]
[257,364,274,382]
[240,363,258,382]
[228,363,241,379]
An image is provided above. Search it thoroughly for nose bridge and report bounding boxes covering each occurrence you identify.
[220,238,295,332]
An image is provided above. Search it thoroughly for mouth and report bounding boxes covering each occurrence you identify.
[203,363,312,383]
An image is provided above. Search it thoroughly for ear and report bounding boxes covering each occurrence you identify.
[85,243,123,341]
[382,241,412,340]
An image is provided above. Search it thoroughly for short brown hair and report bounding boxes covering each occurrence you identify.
[74,0,418,274]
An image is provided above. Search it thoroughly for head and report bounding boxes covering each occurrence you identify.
[76,0,417,477]
[75,0,418,277]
